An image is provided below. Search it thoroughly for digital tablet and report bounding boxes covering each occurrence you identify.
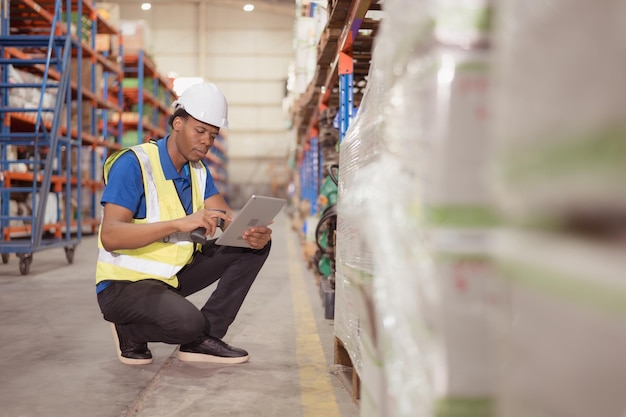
[215,195,287,248]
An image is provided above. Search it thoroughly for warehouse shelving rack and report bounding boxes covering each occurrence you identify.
[0,0,124,274]
[120,50,175,146]
[0,0,79,274]
[295,0,378,214]
[205,133,229,199]
[120,50,228,197]
[291,0,380,401]
[79,0,124,232]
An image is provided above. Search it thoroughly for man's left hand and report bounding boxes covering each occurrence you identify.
[242,226,272,250]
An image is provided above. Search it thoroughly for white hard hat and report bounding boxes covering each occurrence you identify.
[172,82,229,129]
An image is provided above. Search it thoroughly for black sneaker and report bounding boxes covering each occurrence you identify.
[110,323,153,365]
[178,335,249,364]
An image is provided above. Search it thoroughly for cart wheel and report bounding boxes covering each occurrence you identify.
[19,255,32,275]
[64,246,75,264]
[1,253,9,264]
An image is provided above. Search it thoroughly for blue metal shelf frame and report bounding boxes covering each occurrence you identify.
[83,10,123,221]
[0,0,82,273]
[339,72,354,142]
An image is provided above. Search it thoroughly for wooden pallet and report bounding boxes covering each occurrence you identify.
[334,336,361,404]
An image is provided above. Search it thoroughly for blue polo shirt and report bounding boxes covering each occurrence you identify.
[101,136,219,218]
[97,136,219,293]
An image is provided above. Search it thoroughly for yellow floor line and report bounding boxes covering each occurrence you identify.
[286,223,341,417]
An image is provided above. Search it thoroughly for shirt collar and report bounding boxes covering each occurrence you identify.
[158,136,188,180]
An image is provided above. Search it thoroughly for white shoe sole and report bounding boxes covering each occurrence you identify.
[177,350,249,364]
[110,323,153,365]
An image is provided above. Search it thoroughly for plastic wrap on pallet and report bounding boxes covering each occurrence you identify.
[372,0,431,90]
[370,52,496,417]
[344,153,434,417]
[491,229,626,417]
[345,0,500,415]
[334,58,387,380]
[489,0,626,224]
[434,0,493,49]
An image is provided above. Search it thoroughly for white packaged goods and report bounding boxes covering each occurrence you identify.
[434,0,493,48]
[385,47,494,225]
[334,0,501,415]
[26,192,59,225]
[491,230,626,417]
[489,0,626,222]
[427,229,496,400]
[293,16,317,94]
[8,65,58,123]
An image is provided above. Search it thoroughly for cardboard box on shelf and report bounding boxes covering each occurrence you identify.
[120,20,152,55]
[67,100,95,131]
[70,58,104,96]
[110,112,141,124]
[95,34,121,56]
[95,2,121,29]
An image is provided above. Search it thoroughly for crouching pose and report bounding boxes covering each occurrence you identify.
[96,82,272,365]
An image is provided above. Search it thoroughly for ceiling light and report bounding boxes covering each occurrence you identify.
[243,4,255,12]
[141,3,152,11]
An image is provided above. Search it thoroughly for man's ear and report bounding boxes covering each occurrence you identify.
[172,116,183,131]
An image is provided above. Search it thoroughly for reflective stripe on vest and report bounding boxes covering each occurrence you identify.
[98,247,186,278]
[133,145,162,223]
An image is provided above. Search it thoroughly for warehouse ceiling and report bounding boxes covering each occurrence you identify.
[111,0,296,15]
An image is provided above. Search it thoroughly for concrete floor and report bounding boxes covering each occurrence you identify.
[0,213,359,417]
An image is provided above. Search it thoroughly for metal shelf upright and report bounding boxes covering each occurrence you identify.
[79,1,124,231]
[0,0,79,274]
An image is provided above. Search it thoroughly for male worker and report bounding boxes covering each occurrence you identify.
[95,82,272,365]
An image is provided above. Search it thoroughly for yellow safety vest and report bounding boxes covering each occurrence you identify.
[95,142,207,287]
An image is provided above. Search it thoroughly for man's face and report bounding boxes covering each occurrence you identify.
[174,116,219,163]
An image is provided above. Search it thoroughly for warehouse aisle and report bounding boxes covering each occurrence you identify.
[0,212,359,417]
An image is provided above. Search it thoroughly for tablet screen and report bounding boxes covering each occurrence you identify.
[215,195,287,248]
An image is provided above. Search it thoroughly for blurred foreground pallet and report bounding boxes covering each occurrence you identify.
[334,336,360,404]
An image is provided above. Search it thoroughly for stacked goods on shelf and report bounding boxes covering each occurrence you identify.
[336,0,497,415]
[6,66,58,125]
[488,1,626,416]
[78,2,123,230]
[94,2,121,57]
[287,1,332,254]
[205,133,229,198]
[120,49,175,146]
[287,0,382,402]
[286,0,328,104]
[0,0,123,273]
[313,108,339,278]
[119,19,152,55]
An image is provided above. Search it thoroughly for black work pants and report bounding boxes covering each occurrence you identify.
[97,240,271,344]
